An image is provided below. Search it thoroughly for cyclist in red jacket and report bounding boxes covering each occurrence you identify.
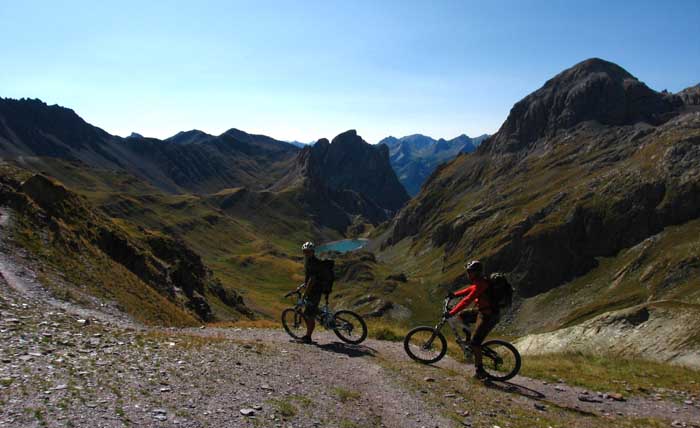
[447,260,499,380]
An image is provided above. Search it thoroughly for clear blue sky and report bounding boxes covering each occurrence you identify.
[1,1,698,143]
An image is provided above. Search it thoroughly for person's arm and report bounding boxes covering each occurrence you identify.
[304,277,319,297]
[448,285,476,316]
[454,285,475,297]
[470,280,489,301]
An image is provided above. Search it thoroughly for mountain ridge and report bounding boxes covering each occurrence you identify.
[0,97,301,194]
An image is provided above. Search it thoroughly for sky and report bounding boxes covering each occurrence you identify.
[1,1,699,144]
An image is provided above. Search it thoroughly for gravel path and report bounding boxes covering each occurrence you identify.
[2,205,700,427]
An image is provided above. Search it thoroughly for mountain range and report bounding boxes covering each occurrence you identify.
[379,133,489,195]
[1,58,699,367]
[0,99,407,232]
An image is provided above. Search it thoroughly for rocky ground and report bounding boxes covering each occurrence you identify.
[2,207,700,427]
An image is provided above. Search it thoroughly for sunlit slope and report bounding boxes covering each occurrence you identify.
[378,59,700,346]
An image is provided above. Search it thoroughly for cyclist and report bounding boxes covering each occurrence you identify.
[447,260,498,380]
[298,241,323,343]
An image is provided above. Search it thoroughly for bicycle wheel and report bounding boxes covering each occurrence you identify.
[281,308,306,340]
[481,339,521,381]
[403,326,447,364]
[332,310,368,344]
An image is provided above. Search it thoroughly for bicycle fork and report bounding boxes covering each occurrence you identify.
[419,319,445,350]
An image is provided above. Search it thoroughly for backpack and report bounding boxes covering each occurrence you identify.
[488,273,513,309]
[317,259,336,296]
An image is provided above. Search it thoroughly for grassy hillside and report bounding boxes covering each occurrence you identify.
[1,158,347,319]
[374,60,700,365]
[0,162,260,325]
[378,113,700,331]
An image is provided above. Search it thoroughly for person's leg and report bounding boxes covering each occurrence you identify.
[470,312,494,378]
[302,293,321,341]
[459,310,478,342]
[472,344,483,371]
[304,316,315,338]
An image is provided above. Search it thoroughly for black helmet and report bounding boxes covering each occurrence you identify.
[465,260,483,272]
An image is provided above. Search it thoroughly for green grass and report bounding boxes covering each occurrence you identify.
[269,398,297,417]
[371,326,404,342]
[11,215,199,326]
[520,352,700,396]
[333,387,361,403]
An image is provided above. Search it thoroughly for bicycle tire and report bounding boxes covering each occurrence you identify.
[281,308,306,340]
[403,326,447,364]
[332,310,368,344]
[481,339,521,381]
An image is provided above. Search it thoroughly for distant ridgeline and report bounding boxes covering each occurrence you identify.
[0,99,408,235]
[379,133,489,196]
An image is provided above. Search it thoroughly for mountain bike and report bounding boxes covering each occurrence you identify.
[281,285,367,344]
[403,296,521,381]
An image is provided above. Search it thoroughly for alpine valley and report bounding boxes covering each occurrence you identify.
[2,57,700,427]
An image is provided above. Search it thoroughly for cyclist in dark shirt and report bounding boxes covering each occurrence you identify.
[300,241,323,343]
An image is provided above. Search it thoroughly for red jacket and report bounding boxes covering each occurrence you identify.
[448,276,493,316]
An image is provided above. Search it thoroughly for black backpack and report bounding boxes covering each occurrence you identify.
[488,273,513,309]
[317,259,336,296]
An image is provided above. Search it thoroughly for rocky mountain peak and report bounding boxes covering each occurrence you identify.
[306,130,406,211]
[482,58,679,153]
[165,129,213,145]
[273,131,409,232]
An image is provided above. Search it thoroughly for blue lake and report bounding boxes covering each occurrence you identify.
[316,239,368,254]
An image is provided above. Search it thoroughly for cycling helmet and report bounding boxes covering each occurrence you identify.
[465,260,483,272]
[301,241,315,251]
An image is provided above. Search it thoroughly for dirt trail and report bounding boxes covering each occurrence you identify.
[192,327,700,425]
[2,205,700,427]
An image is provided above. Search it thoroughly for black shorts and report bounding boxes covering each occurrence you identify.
[470,311,499,346]
[303,292,322,318]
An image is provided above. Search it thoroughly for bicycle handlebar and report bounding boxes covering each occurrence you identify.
[284,284,306,298]
[443,296,453,316]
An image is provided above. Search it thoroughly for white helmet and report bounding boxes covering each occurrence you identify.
[465,260,483,272]
[301,241,315,251]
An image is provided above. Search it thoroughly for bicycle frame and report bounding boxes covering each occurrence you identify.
[427,300,504,363]
[287,289,335,329]
[424,298,471,349]
[431,318,471,344]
